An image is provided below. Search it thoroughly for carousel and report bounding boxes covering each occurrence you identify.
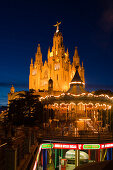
[40,66,113,132]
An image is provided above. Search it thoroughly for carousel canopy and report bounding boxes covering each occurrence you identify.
[67,84,87,95]
[67,66,87,95]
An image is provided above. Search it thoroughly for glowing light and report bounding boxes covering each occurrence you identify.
[79,118,91,121]
[56,29,59,33]
[39,92,112,110]
[50,52,53,57]
[53,143,77,149]
[33,144,42,170]
[42,143,53,149]
[69,82,85,85]
[83,144,100,149]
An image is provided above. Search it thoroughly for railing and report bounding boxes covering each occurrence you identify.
[0,127,38,170]
[38,127,113,143]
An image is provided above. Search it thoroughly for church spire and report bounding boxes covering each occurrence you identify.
[66,48,69,61]
[66,48,69,55]
[35,44,42,65]
[48,47,50,58]
[73,46,80,66]
[74,47,79,57]
[31,58,33,65]
[37,44,41,55]
[82,61,83,68]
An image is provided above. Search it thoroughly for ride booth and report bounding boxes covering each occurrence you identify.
[33,143,113,170]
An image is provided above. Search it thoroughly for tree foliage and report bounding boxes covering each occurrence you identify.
[94,89,113,97]
[8,90,54,126]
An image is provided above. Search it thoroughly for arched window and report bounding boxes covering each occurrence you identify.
[57,74,58,80]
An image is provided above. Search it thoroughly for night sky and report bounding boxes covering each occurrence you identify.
[0,0,113,106]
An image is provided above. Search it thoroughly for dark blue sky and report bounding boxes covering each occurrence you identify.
[0,0,113,106]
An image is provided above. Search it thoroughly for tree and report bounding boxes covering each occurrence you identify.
[8,90,42,126]
[8,89,54,127]
[94,89,113,97]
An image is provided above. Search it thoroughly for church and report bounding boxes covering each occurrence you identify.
[29,22,85,93]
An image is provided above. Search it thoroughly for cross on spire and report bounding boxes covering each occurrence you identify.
[53,21,61,33]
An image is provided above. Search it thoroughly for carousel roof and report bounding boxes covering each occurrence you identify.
[67,84,87,95]
[71,66,82,83]
[40,93,113,105]
[67,66,87,95]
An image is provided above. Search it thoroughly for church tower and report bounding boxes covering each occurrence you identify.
[29,22,85,92]
[73,47,80,66]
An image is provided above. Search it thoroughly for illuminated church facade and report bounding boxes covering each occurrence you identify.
[29,22,85,92]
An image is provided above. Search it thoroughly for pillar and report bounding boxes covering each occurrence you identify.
[98,150,100,162]
[100,149,103,161]
[55,149,59,169]
[88,150,91,161]
[61,149,63,158]
[107,148,112,160]
[41,150,43,167]
[95,150,100,162]
[49,149,52,164]
[43,149,47,170]
[75,150,80,168]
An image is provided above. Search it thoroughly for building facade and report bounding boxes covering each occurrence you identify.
[29,23,85,92]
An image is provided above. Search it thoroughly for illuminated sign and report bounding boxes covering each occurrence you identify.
[83,144,100,149]
[78,144,83,150]
[104,143,113,149]
[100,144,105,149]
[42,143,53,149]
[53,143,77,149]
[33,142,113,170]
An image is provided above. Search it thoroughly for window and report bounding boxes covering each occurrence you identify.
[57,74,58,80]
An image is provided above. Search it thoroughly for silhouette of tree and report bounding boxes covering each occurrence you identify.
[8,90,44,126]
[94,89,113,97]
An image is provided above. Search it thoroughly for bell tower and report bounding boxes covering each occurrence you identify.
[52,22,64,58]
[73,47,80,66]
[35,44,43,66]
